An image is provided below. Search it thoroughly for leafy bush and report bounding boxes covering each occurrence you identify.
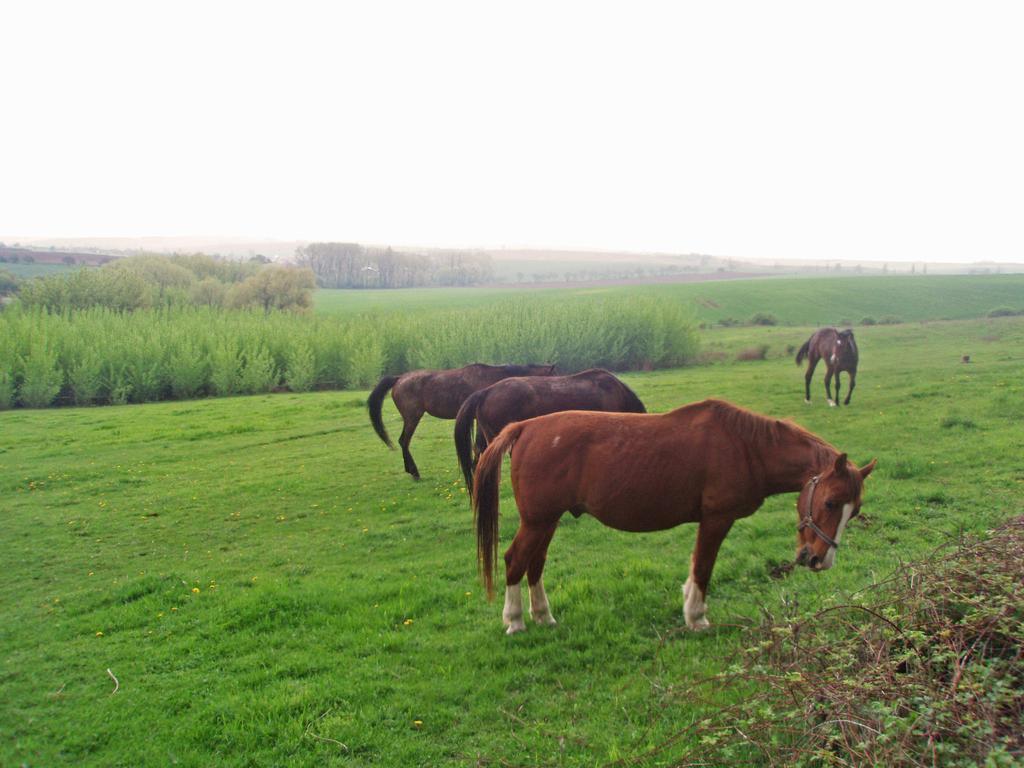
[665,519,1024,766]
[879,314,902,325]
[18,341,63,408]
[860,316,877,325]
[17,267,152,311]
[749,312,778,326]
[15,255,311,313]
[0,268,19,296]
[167,340,209,400]
[237,344,279,394]
[0,368,14,410]
[227,266,317,313]
[189,278,227,308]
[209,339,242,397]
[284,341,316,392]
[67,349,103,405]
[0,295,699,408]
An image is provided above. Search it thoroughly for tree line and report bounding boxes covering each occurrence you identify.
[13,254,315,313]
[294,243,494,289]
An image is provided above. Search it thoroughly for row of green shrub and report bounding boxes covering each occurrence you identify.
[0,295,699,408]
[14,254,315,313]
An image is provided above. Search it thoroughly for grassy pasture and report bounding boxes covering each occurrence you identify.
[314,273,1024,326]
[0,261,82,279]
[2,312,1022,766]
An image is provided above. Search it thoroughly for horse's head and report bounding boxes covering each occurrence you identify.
[830,330,858,366]
[795,453,876,571]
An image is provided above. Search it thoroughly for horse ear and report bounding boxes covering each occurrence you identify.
[833,453,848,474]
[859,458,877,479]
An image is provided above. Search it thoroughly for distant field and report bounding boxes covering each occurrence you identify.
[314,273,1024,326]
[3,315,1022,765]
[1,261,83,279]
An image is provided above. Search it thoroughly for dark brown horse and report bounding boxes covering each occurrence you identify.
[473,399,875,634]
[796,328,859,406]
[369,363,555,478]
[454,368,646,492]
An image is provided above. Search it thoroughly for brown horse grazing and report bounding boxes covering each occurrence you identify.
[796,327,859,406]
[473,399,876,634]
[453,368,646,493]
[368,363,556,479]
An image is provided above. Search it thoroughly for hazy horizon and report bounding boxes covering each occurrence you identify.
[3,2,1022,264]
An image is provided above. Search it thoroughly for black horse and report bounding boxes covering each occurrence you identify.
[368,363,555,479]
[796,328,859,406]
[454,368,646,492]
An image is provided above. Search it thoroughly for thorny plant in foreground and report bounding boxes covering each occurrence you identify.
[618,517,1024,767]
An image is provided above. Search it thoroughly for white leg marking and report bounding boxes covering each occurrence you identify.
[828,399,837,407]
[683,568,709,631]
[502,583,526,635]
[804,398,811,405]
[821,503,855,570]
[529,579,557,626]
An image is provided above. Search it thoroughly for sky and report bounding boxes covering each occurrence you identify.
[2,1,1022,263]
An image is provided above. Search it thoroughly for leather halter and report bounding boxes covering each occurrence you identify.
[798,475,840,550]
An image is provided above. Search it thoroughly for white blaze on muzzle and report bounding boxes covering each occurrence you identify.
[820,502,855,569]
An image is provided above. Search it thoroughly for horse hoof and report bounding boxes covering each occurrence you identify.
[532,613,557,627]
[804,399,811,405]
[828,400,836,408]
[687,617,711,631]
[505,621,526,635]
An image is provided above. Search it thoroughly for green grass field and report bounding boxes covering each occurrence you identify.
[1,261,82,279]
[3,299,1022,765]
[314,273,1024,326]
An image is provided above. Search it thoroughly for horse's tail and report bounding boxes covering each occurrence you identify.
[618,378,647,413]
[474,421,523,601]
[368,375,400,448]
[454,389,485,493]
[795,338,811,366]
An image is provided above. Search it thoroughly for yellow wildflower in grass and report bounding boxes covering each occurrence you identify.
[413,720,423,729]
[403,619,413,626]
[95,631,104,637]
[191,587,200,594]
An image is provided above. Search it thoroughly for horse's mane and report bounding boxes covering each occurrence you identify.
[697,399,836,462]
[473,363,546,375]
